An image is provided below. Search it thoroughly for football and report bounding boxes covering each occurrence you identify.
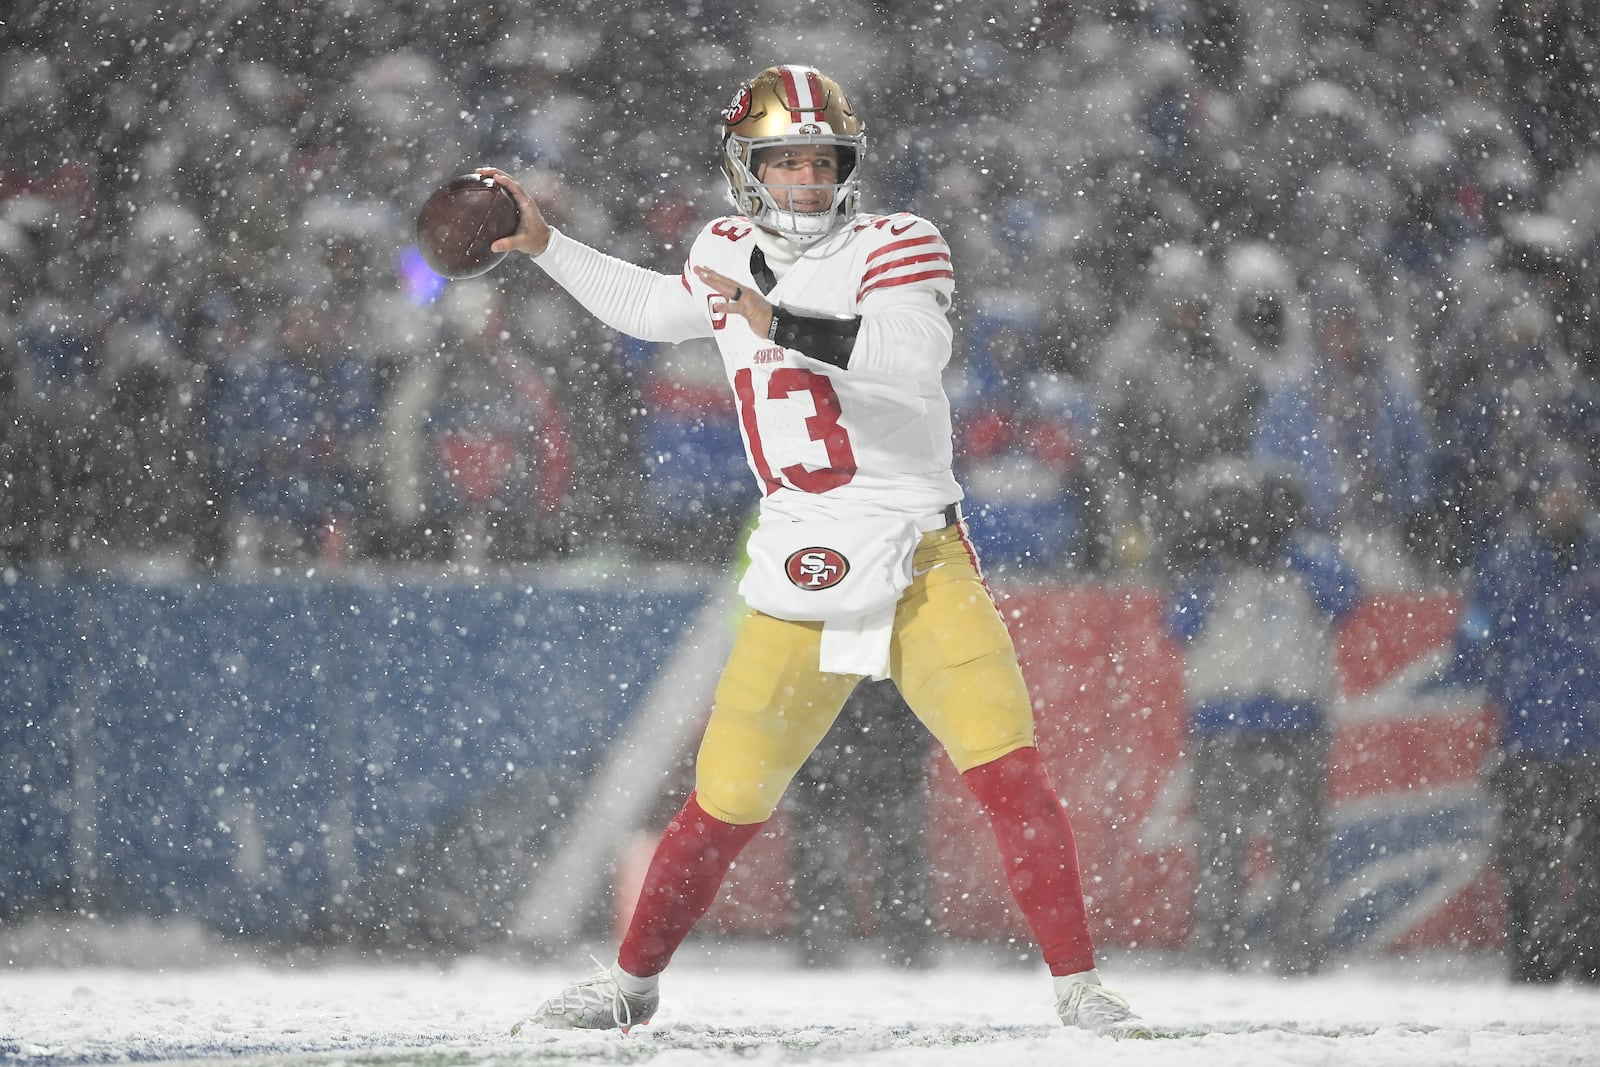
[415,173,521,279]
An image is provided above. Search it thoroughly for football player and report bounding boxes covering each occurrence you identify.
[482,64,1150,1039]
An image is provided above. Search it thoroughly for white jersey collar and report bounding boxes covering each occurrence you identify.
[752,216,859,280]
[752,226,804,276]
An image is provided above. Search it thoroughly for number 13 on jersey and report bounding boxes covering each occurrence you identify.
[733,366,857,495]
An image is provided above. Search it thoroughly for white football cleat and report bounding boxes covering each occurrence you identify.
[512,963,659,1033]
[1056,976,1153,1039]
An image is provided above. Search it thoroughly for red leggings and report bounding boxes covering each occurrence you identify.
[617,792,763,977]
[618,746,1096,978]
[962,745,1097,976]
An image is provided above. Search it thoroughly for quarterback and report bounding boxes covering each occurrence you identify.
[482,64,1149,1039]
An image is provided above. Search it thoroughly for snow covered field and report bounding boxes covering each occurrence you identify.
[3,928,1598,1067]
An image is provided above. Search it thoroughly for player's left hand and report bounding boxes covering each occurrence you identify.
[695,265,773,338]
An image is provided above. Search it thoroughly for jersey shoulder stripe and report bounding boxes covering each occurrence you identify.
[851,214,954,302]
[861,245,950,284]
[859,266,956,302]
[865,232,947,262]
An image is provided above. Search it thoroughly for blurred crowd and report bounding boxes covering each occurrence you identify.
[1,0,1597,584]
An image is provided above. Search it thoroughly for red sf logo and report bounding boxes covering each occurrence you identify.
[723,86,752,125]
[785,547,850,589]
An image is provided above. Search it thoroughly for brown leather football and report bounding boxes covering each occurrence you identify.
[415,173,521,279]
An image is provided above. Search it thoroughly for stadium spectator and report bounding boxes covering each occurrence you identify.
[952,309,1103,574]
[1254,79,1391,244]
[15,290,100,558]
[1210,241,1311,395]
[0,308,43,566]
[92,322,211,559]
[1284,165,1396,292]
[1447,459,1600,983]
[0,50,98,244]
[210,304,378,564]
[1253,260,1435,581]
[1097,243,1261,571]
[1429,281,1600,570]
[1496,0,1600,180]
[0,218,44,564]
[1168,459,1360,975]
[398,283,573,562]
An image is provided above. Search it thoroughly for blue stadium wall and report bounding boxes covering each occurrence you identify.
[0,573,709,944]
[3,574,1498,954]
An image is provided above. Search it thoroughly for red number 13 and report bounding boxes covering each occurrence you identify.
[733,367,857,494]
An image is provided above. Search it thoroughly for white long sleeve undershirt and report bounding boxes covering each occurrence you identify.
[531,228,707,345]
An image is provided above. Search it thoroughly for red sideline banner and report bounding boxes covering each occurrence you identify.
[616,587,1500,953]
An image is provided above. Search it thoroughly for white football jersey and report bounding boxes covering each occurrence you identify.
[533,212,963,523]
[681,213,961,523]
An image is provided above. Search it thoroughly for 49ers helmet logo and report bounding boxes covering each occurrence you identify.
[722,85,752,126]
[785,547,850,589]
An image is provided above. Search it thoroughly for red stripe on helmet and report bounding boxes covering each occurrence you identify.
[780,65,825,124]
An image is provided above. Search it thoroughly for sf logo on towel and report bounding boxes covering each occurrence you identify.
[785,547,850,589]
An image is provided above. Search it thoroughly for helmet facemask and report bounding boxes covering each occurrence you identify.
[720,65,864,243]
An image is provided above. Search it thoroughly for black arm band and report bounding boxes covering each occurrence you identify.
[769,308,860,370]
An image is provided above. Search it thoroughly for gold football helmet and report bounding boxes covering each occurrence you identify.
[720,65,864,242]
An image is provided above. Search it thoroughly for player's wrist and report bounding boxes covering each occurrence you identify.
[768,308,859,369]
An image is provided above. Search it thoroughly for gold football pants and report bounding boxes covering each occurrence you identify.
[695,522,1036,825]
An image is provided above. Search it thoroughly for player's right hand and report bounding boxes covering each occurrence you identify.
[477,167,552,257]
